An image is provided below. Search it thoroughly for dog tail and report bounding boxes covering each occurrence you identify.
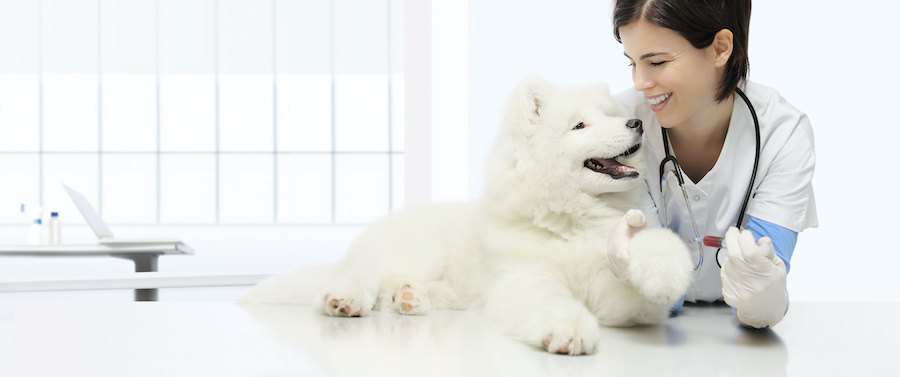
[237,264,336,305]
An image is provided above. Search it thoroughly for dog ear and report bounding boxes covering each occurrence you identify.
[515,75,552,135]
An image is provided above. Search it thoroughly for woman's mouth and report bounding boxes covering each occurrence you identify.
[648,93,671,112]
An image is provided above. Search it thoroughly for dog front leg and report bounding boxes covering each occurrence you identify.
[481,269,600,355]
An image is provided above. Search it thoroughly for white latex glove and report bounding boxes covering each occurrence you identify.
[721,227,789,329]
[607,209,646,281]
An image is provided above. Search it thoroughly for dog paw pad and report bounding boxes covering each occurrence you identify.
[542,333,593,355]
[392,284,430,315]
[323,294,362,317]
[624,209,646,228]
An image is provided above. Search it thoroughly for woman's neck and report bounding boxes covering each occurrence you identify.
[669,94,734,149]
[666,94,735,183]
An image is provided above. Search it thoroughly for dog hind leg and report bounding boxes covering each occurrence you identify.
[319,273,379,317]
[373,275,432,315]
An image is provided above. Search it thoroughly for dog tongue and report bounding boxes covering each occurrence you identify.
[596,158,638,178]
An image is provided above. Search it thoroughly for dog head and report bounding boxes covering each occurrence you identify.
[484,76,646,236]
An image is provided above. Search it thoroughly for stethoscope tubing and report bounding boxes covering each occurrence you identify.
[659,87,761,270]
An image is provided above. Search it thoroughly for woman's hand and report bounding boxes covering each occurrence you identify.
[721,227,789,328]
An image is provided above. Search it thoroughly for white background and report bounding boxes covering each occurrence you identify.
[468,0,899,301]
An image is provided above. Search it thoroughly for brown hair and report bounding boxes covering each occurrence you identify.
[613,0,751,102]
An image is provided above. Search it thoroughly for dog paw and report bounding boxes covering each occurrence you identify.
[391,284,431,315]
[322,294,365,317]
[626,228,694,305]
[608,209,648,281]
[624,209,646,228]
[536,313,600,355]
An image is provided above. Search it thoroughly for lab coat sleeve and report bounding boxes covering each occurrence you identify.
[746,111,818,232]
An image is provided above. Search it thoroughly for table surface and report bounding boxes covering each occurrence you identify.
[0,301,896,377]
[0,243,192,256]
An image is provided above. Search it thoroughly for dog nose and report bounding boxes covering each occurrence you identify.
[626,119,643,134]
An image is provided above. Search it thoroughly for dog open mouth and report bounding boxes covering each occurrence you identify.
[583,143,641,179]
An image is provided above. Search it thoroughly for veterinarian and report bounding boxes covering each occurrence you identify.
[610,0,817,329]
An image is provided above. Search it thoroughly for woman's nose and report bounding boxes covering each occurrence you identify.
[632,67,653,91]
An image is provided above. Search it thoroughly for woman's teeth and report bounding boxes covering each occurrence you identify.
[648,93,671,105]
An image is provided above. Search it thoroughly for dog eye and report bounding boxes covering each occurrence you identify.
[572,122,585,130]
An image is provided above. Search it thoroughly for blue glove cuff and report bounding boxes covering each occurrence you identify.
[746,216,797,273]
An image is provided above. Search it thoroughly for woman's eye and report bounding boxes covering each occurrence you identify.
[572,122,585,130]
[649,60,668,67]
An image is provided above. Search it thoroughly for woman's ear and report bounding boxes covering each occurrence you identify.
[711,29,734,68]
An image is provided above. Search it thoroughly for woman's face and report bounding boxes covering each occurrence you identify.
[619,19,723,129]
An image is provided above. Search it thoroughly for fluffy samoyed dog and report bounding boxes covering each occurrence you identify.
[240,76,693,355]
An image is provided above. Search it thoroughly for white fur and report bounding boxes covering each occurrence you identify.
[240,76,693,355]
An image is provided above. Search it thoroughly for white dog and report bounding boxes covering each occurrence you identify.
[240,76,693,355]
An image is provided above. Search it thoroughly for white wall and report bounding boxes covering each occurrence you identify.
[404,0,471,205]
[469,1,899,301]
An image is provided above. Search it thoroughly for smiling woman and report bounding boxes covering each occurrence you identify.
[609,0,821,330]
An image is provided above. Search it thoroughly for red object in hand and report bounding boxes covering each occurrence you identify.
[702,236,725,248]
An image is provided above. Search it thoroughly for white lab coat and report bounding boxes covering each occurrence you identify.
[617,81,818,302]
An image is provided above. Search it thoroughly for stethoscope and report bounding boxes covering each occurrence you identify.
[658,87,760,270]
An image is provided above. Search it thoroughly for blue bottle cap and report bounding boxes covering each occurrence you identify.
[33,218,42,225]
[51,212,59,217]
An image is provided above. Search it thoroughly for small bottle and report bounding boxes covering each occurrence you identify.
[19,203,30,223]
[47,212,61,245]
[28,218,43,245]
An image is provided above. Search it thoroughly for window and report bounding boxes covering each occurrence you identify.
[0,0,405,231]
